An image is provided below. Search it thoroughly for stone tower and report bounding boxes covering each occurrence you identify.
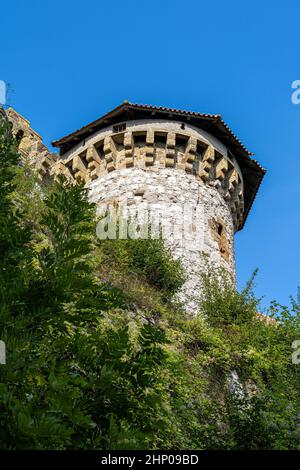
[51,102,265,312]
[8,103,266,312]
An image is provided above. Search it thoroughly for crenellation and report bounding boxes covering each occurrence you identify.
[46,124,248,232]
[123,131,133,168]
[6,107,56,174]
[216,156,229,182]
[72,154,89,183]
[183,136,197,173]
[165,131,176,167]
[198,145,214,180]
[103,135,117,172]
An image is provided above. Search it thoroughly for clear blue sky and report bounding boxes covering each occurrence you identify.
[1,0,300,310]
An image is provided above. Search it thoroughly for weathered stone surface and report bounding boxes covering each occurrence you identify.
[51,118,241,313]
[89,167,235,313]
[7,108,56,178]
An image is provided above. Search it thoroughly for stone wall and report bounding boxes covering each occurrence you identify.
[89,166,235,312]
[51,119,242,312]
[7,108,55,177]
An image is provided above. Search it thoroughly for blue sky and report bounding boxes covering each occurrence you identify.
[1,0,300,310]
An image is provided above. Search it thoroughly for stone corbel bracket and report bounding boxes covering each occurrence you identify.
[49,128,244,230]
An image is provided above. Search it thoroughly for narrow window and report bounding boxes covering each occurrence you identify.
[210,219,230,262]
[113,123,126,133]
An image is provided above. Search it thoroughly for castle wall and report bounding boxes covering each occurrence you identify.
[89,166,235,313]
[7,108,55,177]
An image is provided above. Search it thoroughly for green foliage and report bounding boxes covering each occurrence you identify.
[199,267,259,325]
[32,176,97,308]
[98,235,185,300]
[0,118,299,450]
[0,117,32,307]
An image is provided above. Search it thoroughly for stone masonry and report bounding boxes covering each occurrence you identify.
[8,103,266,313]
[89,166,235,311]
[7,108,55,177]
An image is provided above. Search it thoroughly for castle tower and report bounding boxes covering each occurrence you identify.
[28,103,267,312]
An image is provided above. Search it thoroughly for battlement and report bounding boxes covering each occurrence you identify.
[51,120,245,231]
[6,107,55,176]
[52,102,266,232]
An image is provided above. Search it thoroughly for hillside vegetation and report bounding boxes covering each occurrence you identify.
[0,117,299,450]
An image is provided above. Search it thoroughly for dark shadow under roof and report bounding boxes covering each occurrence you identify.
[52,101,266,230]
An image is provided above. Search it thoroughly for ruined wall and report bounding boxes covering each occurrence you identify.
[7,108,55,177]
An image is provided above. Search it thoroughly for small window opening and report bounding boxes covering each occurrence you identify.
[210,219,230,262]
[217,223,223,236]
[176,134,189,149]
[154,132,167,145]
[197,141,207,157]
[113,123,126,133]
[78,150,88,168]
[112,133,125,150]
[133,132,146,145]
[95,141,105,159]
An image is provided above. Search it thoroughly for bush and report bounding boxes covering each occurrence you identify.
[97,236,185,301]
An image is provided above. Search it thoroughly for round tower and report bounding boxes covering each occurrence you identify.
[52,102,266,312]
